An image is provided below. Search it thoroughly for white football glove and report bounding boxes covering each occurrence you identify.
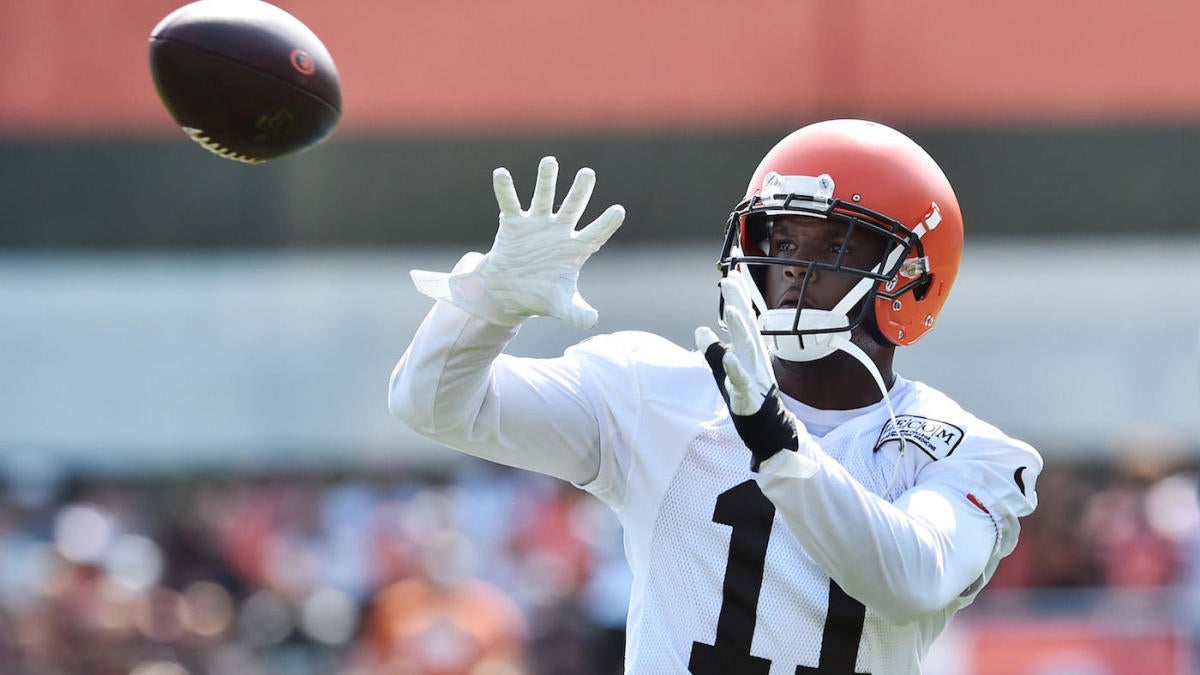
[696,272,801,470]
[411,156,626,330]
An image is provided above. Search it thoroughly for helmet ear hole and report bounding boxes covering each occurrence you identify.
[912,275,932,302]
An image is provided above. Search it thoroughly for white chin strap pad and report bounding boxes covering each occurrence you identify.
[758,309,848,362]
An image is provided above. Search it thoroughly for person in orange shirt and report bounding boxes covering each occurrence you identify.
[364,526,528,675]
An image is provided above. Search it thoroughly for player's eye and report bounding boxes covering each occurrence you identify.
[828,243,848,255]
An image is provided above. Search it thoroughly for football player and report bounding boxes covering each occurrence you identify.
[389,119,1042,674]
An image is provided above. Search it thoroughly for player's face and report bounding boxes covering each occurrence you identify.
[762,216,890,311]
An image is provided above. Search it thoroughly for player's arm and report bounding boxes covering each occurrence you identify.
[754,444,1035,625]
[696,274,1038,625]
[389,157,625,484]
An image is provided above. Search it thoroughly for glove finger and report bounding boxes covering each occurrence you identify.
[724,298,772,384]
[720,275,755,317]
[696,328,732,405]
[529,156,559,217]
[561,291,599,330]
[576,205,627,251]
[556,168,596,226]
[723,352,764,416]
[720,278,763,354]
[694,326,721,353]
[723,350,752,392]
[493,168,522,218]
[722,298,757,356]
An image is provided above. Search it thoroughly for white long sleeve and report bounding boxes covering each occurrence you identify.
[755,429,1037,625]
[389,262,604,485]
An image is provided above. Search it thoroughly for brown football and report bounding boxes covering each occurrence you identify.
[149,0,341,164]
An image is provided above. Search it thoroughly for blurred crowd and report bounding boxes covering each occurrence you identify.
[987,449,1200,594]
[0,462,627,675]
[0,448,1198,675]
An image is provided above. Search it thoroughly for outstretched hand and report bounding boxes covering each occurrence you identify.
[411,156,625,330]
[696,273,801,470]
[481,156,626,329]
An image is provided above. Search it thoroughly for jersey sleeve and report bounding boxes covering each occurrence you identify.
[388,255,645,493]
[755,424,1041,626]
[912,422,1042,589]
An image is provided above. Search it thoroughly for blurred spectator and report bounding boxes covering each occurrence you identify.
[1082,479,1178,588]
[3,450,1200,674]
[988,464,1101,591]
[361,488,527,675]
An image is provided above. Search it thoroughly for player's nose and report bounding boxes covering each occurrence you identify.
[783,261,817,283]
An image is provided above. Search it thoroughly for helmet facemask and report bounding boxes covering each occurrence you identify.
[718,172,928,363]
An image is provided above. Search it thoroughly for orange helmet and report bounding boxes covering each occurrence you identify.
[720,119,963,349]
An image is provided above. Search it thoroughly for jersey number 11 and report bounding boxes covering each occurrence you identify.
[688,480,871,675]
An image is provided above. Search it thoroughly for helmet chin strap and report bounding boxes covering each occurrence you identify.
[826,332,910,495]
[756,273,873,363]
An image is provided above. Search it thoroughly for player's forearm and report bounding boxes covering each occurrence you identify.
[389,297,603,484]
[756,445,995,625]
[389,299,519,439]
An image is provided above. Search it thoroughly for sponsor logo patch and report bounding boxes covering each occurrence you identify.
[874,415,964,460]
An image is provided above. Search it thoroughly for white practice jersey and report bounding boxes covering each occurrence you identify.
[390,292,1042,675]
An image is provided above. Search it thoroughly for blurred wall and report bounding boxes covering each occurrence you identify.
[5,127,1200,249]
[5,0,1200,135]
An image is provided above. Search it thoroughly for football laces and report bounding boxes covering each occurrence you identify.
[182,127,264,165]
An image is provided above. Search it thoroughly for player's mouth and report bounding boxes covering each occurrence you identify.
[776,290,829,312]
[776,285,799,304]
[775,292,806,310]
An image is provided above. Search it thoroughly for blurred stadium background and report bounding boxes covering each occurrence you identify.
[3,1,1200,673]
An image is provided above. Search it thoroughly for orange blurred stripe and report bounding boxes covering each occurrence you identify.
[2,0,1200,136]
